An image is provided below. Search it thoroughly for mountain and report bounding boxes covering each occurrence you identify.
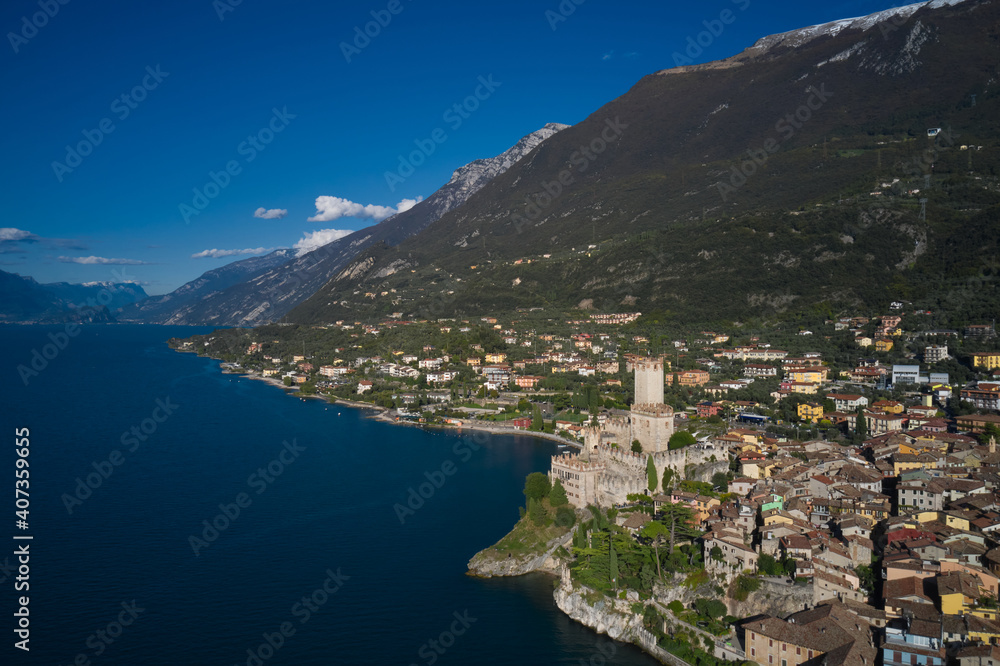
[287,0,1000,326]
[117,248,296,323]
[0,270,147,323]
[120,123,569,326]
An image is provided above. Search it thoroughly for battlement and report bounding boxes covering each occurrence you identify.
[551,452,606,472]
[631,403,674,417]
[626,356,666,372]
[596,445,648,469]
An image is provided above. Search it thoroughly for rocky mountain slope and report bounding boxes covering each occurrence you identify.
[288,0,1000,325]
[120,124,568,326]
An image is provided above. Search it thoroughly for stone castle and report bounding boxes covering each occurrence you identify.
[550,356,719,507]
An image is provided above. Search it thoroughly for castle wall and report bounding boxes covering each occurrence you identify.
[548,359,727,508]
[595,447,649,507]
[550,453,605,508]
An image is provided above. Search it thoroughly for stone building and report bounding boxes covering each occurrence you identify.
[549,356,721,507]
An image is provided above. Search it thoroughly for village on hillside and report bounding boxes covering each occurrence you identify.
[181,308,1000,666]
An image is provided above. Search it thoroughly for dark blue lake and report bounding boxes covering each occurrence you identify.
[2,324,659,665]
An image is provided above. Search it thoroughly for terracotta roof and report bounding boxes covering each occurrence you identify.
[883,576,932,602]
[937,570,981,598]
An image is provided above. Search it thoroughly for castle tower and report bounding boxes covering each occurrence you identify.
[633,357,664,406]
[582,425,602,462]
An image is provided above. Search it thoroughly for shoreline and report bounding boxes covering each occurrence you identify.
[198,354,655,660]
[233,364,581,449]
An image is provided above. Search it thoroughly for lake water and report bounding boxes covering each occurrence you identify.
[2,324,660,665]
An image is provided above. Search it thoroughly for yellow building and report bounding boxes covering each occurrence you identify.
[872,400,905,414]
[787,368,829,384]
[798,402,824,423]
[875,338,894,352]
[971,352,1000,370]
[939,571,982,616]
[484,352,507,364]
[762,509,794,527]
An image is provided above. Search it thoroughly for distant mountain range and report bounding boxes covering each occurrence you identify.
[117,123,569,326]
[0,270,147,323]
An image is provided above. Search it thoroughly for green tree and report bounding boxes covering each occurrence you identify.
[694,598,727,620]
[555,505,576,528]
[758,553,780,575]
[531,404,543,431]
[640,521,671,580]
[549,478,569,507]
[647,455,658,492]
[632,439,643,453]
[668,431,696,450]
[855,564,875,593]
[282,376,293,387]
[524,472,552,505]
[662,467,676,493]
[659,503,697,552]
[711,471,729,491]
[979,423,1000,447]
[528,496,547,525]
[853,406,868,442]
[517,398,531,412]
[609,540,619,589]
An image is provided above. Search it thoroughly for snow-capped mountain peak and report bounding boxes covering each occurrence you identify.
[746,0,970,53]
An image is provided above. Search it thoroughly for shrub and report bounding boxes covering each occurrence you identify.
[555,506,576,528]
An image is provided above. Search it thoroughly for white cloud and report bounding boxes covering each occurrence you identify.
[254,207,288,220]
[0,227,40,253]
[307,195,423,223]
[293,229,353,256]
[395,197,421,214]
[191,247,274,259]
[0,227,33,241]
[58,256,150,265]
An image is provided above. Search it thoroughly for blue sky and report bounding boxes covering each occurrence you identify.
[1,0,914,294]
